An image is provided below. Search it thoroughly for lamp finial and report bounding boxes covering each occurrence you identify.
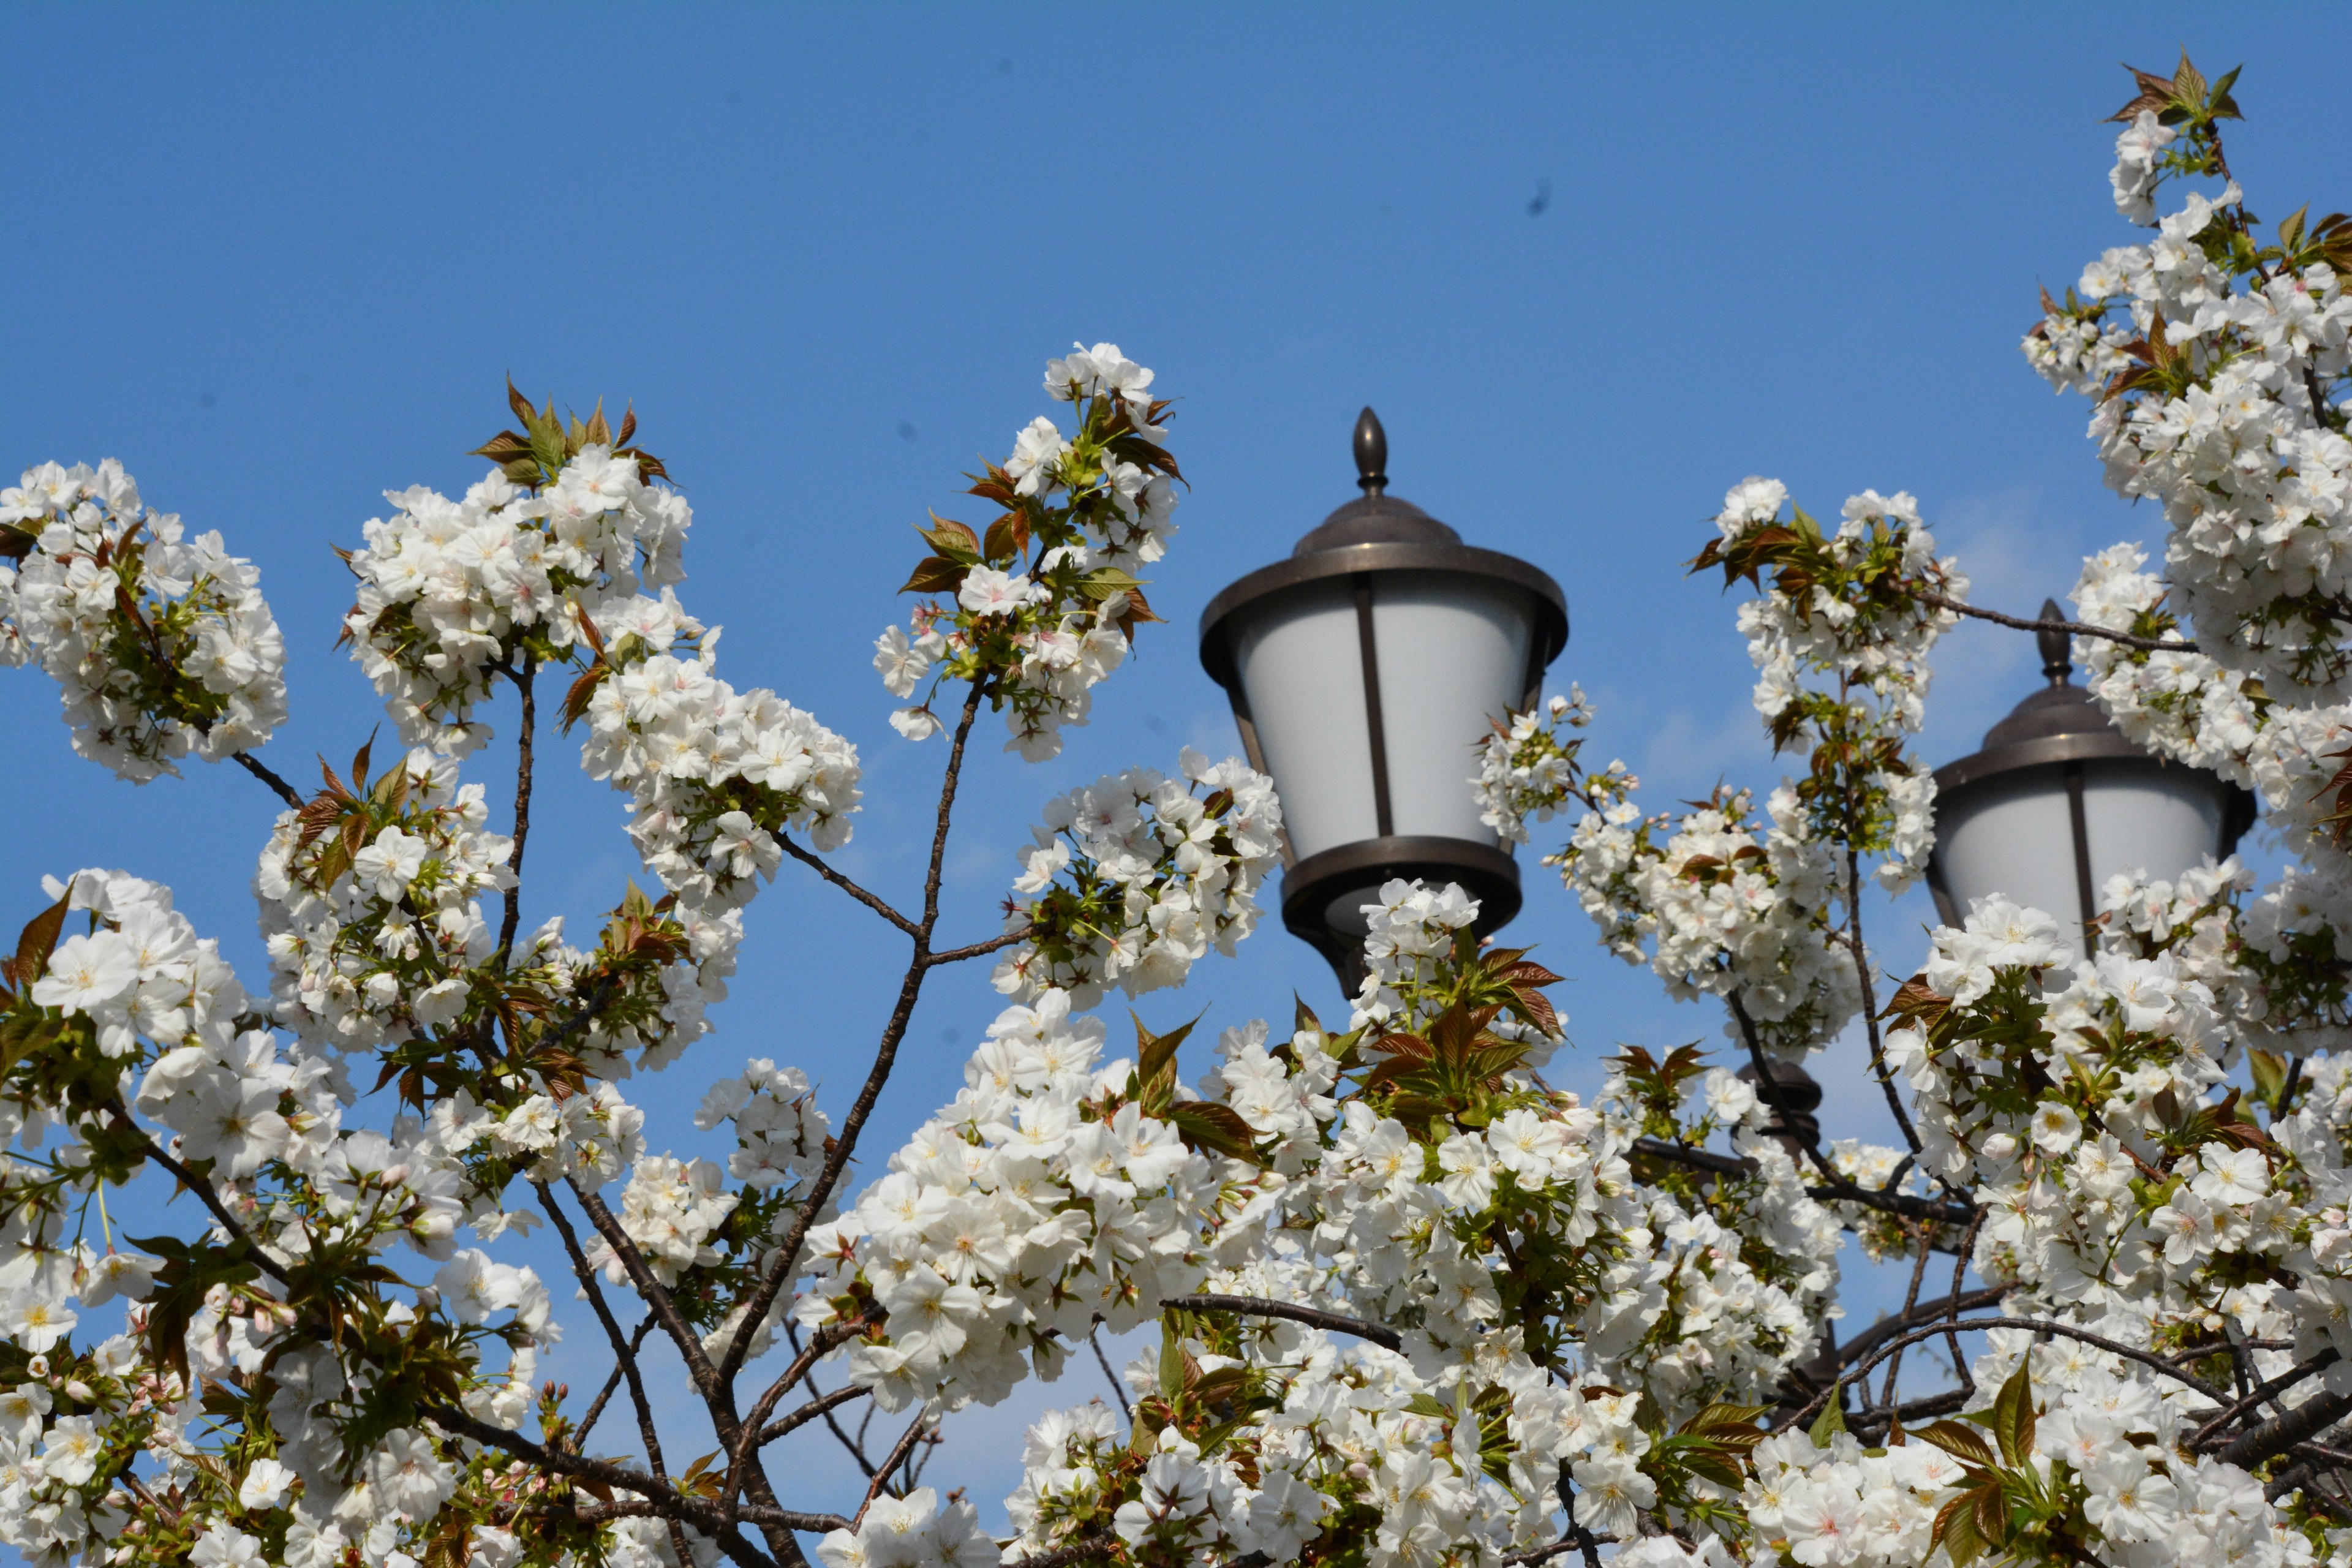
[2038,598,2073,685]
[1353,407,1387,497]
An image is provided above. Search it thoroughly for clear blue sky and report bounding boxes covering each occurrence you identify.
[6,1,2348,1541]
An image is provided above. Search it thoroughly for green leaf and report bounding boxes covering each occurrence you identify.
[1808,1390,1849,1449]
[918,515,982,565]
[1919,1419,1997,1468]
[1132,1009,1205,1107]
[1991,1363,2035,1466]
[1170,1102,1263,1164]
[1158,1319,1186,1399]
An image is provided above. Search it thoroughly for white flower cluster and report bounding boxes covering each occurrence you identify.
[254,748,513,1054]
[875,344,1178,760]
[1562,784,1860,1060]
[992,750,1283,1008]
[1881,894,2352,1480]
[0,867,579,1568]
[1005,1354,1665,1568]
[795,992,1271,1414]
[2070,543,2352,1054]
[2029,127,2352,705]
[0,460,286,781]
[341,447,687,755]
[1470,687,1638,847]
[1751,1352,2313,1568]
[815,1486,995,1568]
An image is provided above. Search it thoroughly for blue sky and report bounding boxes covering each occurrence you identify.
[7,1,2351,1544]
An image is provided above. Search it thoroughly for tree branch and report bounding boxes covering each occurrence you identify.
[1777,1316,2230,1435]
[2192,1350,2340,1449]
[497,656,537,960]
[2217,1388,2352,1471]
[722,680,989,1388]
[921,926,1035,968]
[536,1182,676,1498]
[778,836,919,938]
[231,751,304,809]
[1161,1294,1402,1352]
[1916,591,2198,654]
[756,1382,869,1447]
[138,1131,290,1285]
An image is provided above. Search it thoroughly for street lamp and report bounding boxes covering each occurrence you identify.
[1197,408,1569,987]
[1927,603,2257,954]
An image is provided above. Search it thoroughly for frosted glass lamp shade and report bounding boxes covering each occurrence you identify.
[1199,409,1567,986]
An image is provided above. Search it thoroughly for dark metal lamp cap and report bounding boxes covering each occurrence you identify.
[1290,407,1463,556]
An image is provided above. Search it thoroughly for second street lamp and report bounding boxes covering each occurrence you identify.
[1928,603,2258,954]
[1198,409,1569,989]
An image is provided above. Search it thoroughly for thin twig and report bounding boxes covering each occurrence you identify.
[1726,995,1974,1228]
[1160,1294,1402,1352]
[138,1133,290,1284]
[778,837,919,938]
[574,1314,658,1449]
[1090,1326,1133,1422]
[1917,590,2198,654]
[497,657,537,960]
[1879,1224,1936,1416]
[853,1414,933,1525]
[2192,1351,2340,1449]
[535,1183,676,1503]
[724,681,989,1387]
[922,927,1036,967]
[232,752,304,809]
[1777,1316,2231,1434]
[756,1383,869,1446]
[1841,840,1918,1155]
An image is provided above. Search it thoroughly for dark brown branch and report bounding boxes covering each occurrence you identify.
[573,1313,657,1449]
[2217,1389,2352,1471]
[565,1177,723,1394]
[1917,591,2198,654]
[1841,842,1918,1155]
[1879,1223,1937,1412]
[731,1319,874,1506]
[1778,1316,2231,1434]
[2193,1350,2340,1449]
[424,1405,780,1568]
[1629,1136,1973,1237]
[1001,1536,1117,1568]
[778,837,919,938]
[1161,1294,1402,1352]
[536,1183,675,1499]
[1834,1284,2012,1370]
[922,927,1036,968]
[1725,995,1975,1229]
[1090,1326,1132,1421]
[138,1133,290,1284]
[723,680,989,1388]
[231,752,304,809]
[756,1382,868,1446]
[854,1414,932,1525]
[497,657,537,960]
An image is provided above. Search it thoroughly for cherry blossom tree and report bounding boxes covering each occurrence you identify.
[4,52,2352,1568]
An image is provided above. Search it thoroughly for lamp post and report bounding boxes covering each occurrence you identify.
[1198,409,1568,989]
[1927,602,2258,954]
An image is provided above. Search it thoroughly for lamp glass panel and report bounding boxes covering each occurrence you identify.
[1931,764,2093,953]
[2078,757,2230,891]
[1932,758,2231,960]
[1369,573,1536,844]
[1230,577,1379,861]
